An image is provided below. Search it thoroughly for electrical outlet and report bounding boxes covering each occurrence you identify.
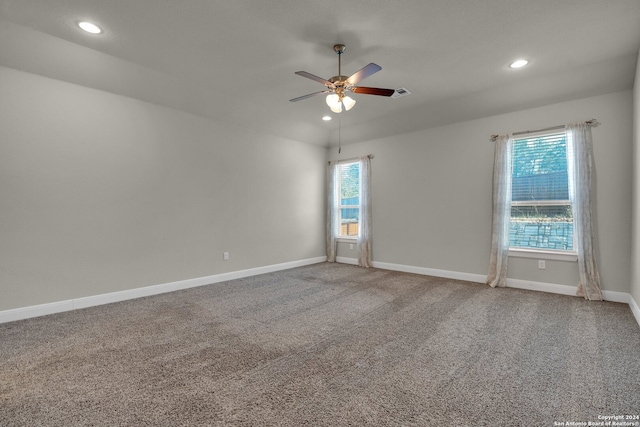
[223,252,229,261]
[538,260,546,270]
[349,244,354,250]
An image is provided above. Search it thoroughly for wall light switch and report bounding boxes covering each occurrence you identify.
[223,252,229,261]
[538,260,546,270]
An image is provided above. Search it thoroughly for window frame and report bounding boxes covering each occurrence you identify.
[508,130,578,262]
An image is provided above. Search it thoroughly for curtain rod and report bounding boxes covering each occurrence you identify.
[490,119,598,141]
[328,154,374,165]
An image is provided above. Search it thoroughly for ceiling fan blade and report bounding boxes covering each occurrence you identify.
[294,71,333,86]
[289,91,330,102]
[350,86,395,97]
[346,63,382,85]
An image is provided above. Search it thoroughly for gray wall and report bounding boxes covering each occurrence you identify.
[330,91,633,294]
[632,51,640,306]
[1,62,635,313]
[0,66,327,311]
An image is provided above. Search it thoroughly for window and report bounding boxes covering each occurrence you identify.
[337,161,359,238]
[509,132,575,254]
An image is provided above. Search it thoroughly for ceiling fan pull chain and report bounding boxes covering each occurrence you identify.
[338,114,342,154]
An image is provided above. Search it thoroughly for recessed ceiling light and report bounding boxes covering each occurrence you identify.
[322,116,332,121]
[78,21,102,34]
[509,59,529,69]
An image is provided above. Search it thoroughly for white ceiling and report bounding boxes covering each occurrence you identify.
[1,0,639,146]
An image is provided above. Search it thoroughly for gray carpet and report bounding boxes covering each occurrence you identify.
[1,263,639,426]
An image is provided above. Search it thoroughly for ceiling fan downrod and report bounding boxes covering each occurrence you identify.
[334,44,346,82]
[334,44,346,101]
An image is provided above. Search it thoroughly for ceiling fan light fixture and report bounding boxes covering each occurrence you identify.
[290,44,397,111]
[326,93,339,107]
[326,94,342,113]
[342,96,356,111]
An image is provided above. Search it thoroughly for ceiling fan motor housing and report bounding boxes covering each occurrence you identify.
[329,76,349,83]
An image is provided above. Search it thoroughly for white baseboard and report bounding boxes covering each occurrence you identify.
[505,278,578,296]
[0,256,327,324]
[601,290,634,304]
[3,257,638,329]
[629,295,640,328]
[336,256,359,266]
[0,300,76,325]
[371,261,487,284]
[367,260,639,328]
[506,278,631,305]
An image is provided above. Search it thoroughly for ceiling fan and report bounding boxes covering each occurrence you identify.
[289,44,396,113]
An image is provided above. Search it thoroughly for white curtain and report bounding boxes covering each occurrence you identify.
[566,123,603,300]
[357,156,372,268]
[487,134,513,288]
[326,162,339,262]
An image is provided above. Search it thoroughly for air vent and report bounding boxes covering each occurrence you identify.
[391,87,411,98]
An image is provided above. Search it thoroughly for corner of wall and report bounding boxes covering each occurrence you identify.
[630,48,640,322]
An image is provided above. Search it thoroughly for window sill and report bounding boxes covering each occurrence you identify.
[337,237,357,243]
[509,248,578,262]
